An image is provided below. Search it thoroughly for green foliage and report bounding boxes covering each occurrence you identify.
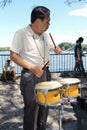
[0,47,10,51]
[0,0,86,7]
[59,42,87,51]
[82,44,87,51]
[0,0,12,7]
[65,0,87,5]
[59,42,74,50]
[0,43,87,51]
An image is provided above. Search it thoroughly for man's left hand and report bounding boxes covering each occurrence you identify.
[54,46,62,54]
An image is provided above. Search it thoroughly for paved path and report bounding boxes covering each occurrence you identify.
[0,75,87,130]
[0,79,23,130]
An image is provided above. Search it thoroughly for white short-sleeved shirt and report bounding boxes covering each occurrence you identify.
[5,61,15,71]
[11,25,54,67]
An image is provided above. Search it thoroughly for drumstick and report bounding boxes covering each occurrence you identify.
[42,61,49,70]
[49,33,56,48]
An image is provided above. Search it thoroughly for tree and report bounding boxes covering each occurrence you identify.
[65,0,87,5]
[82,44,87,51]
[0,0,12,7]
[59,42,74,50]
[0,0,87,7]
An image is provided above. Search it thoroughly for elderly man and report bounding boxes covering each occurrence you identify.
[2,58,16,81]
[10,6,62,130]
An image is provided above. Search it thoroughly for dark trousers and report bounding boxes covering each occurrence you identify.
[74,59,85,74]
[20,68,51,130]
[37,105,48,130]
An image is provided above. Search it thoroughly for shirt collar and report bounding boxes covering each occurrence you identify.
[27,25,44,39]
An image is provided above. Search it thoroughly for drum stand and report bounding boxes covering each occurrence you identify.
[36,89,64,130]
[64,84,71,103]
[49,102,64,130]
[57,103,64,130]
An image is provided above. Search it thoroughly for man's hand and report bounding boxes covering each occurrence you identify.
[54,46,62,54]
[82,53,86,57]
[31,65,44,77]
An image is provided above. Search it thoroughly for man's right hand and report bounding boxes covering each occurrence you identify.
[31,65,44,77]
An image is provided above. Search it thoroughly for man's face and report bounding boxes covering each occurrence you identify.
[7,60,10,64]
[38,16,50,33]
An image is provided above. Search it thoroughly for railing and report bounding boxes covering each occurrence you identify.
[0,54,22,74]
[0,52,87,74]
[49,52,87,72]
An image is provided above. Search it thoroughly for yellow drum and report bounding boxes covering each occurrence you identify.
[60,78,80,97]
[35,81,62,105]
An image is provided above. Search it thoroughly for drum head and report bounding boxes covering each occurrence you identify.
[35,81,62,90]
[60,78,80,85]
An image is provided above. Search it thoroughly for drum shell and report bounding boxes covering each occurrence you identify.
[37,90,61,104]
[36,88,61,105]
[60,78,80,97]
[35,81,62,105]
[63,84,79,97]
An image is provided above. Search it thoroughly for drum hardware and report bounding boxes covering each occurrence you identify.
[60,88,65,97]
[48,102,64,130]
[60,86,72,104]
[58,104,64,130]
[64,84,72,103]
[47,102,63,130]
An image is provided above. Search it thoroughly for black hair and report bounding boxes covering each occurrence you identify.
[31,6,50,23]
[76,37,84,43]
[78,37,84,42]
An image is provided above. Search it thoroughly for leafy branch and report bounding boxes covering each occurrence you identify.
[0,0,12,7]
[0,0,87,7]
[65,0,87,5]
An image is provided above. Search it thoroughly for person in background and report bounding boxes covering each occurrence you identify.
[2,58,16,81]
[10,6,62,130]
[74,37,85,75]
